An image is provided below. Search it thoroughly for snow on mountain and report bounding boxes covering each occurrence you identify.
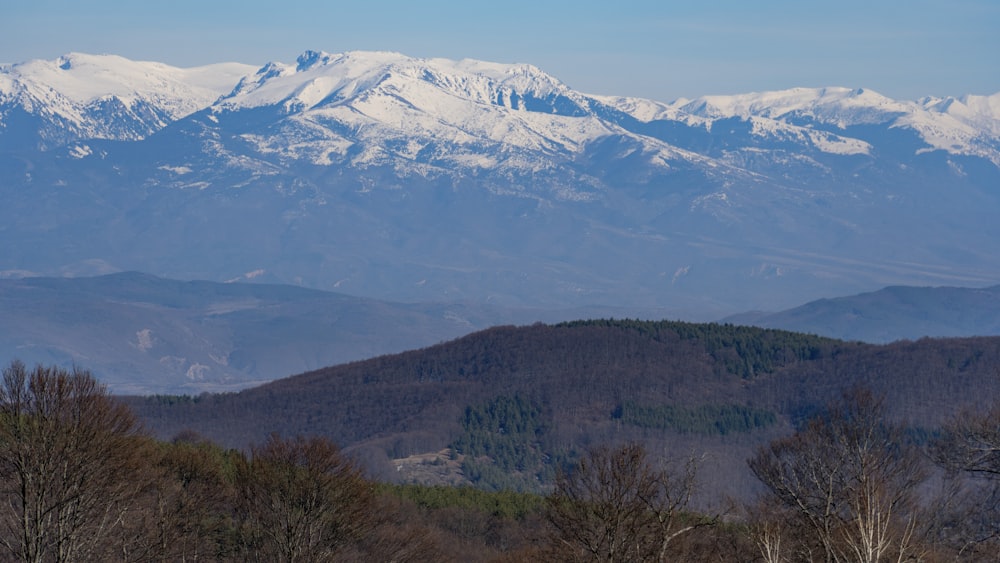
[922,92,1000,133]
[223,50,583,114]
[219,51,608,153]
[0,53,255,147]
[4,51,998,166]
[8,52,250,107]
[193,50,736,194]
[674,86,1000,165]
[3,51,1000,316]
[677,87,910,124]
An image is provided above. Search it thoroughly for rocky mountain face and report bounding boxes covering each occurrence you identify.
[3,50,999,316]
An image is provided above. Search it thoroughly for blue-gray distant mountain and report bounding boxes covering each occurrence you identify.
[0,272,543,394]
[2,51,999,316]
[0,271,664,394]
[724,284,1000,343]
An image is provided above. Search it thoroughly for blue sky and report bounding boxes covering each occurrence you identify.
[2,0,997,101]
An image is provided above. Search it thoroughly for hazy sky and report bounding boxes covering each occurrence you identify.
[3,0,998,102]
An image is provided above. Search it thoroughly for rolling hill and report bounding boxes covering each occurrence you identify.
[126,320,1000,501]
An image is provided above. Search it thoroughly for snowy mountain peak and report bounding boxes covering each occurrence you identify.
[201,50,627,174]
[217,50,580,118]
[0,53,255,147]
[921,92,1000,137]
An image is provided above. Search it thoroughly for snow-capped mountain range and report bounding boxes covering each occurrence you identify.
[2,51,999,316]
[7,51,998,165]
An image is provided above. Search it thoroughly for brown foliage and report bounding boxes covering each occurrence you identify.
[337,494,450,562]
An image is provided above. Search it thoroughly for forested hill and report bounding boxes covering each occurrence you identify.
[128,319,1000,498]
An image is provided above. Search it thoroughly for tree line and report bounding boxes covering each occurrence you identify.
[4,360,1000,561]
[557,318,835,378]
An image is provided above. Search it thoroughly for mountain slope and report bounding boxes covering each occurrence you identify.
[2,51,999,315]
[127,320,1000,499]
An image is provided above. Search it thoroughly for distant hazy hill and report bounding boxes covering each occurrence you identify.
[0,272,513,394]
[7,272,999,394]
[0,271,493,394]
[725,284,1000,342]
[127,320,1000,500]
[0,272,672,394]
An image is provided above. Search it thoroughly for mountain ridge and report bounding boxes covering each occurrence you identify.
[6,52,997,158]
[3,51,999,315]
[724,283,1000,343]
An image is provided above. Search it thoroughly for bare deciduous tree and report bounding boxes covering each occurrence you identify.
[0,360,151,562]
[748,389,926,563]
[544,442,712,562]
[120,435,237,561]
[932,405,1000,479]
[747,499,797,563]
[928,405,1000,557]
[232,433,374,562]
